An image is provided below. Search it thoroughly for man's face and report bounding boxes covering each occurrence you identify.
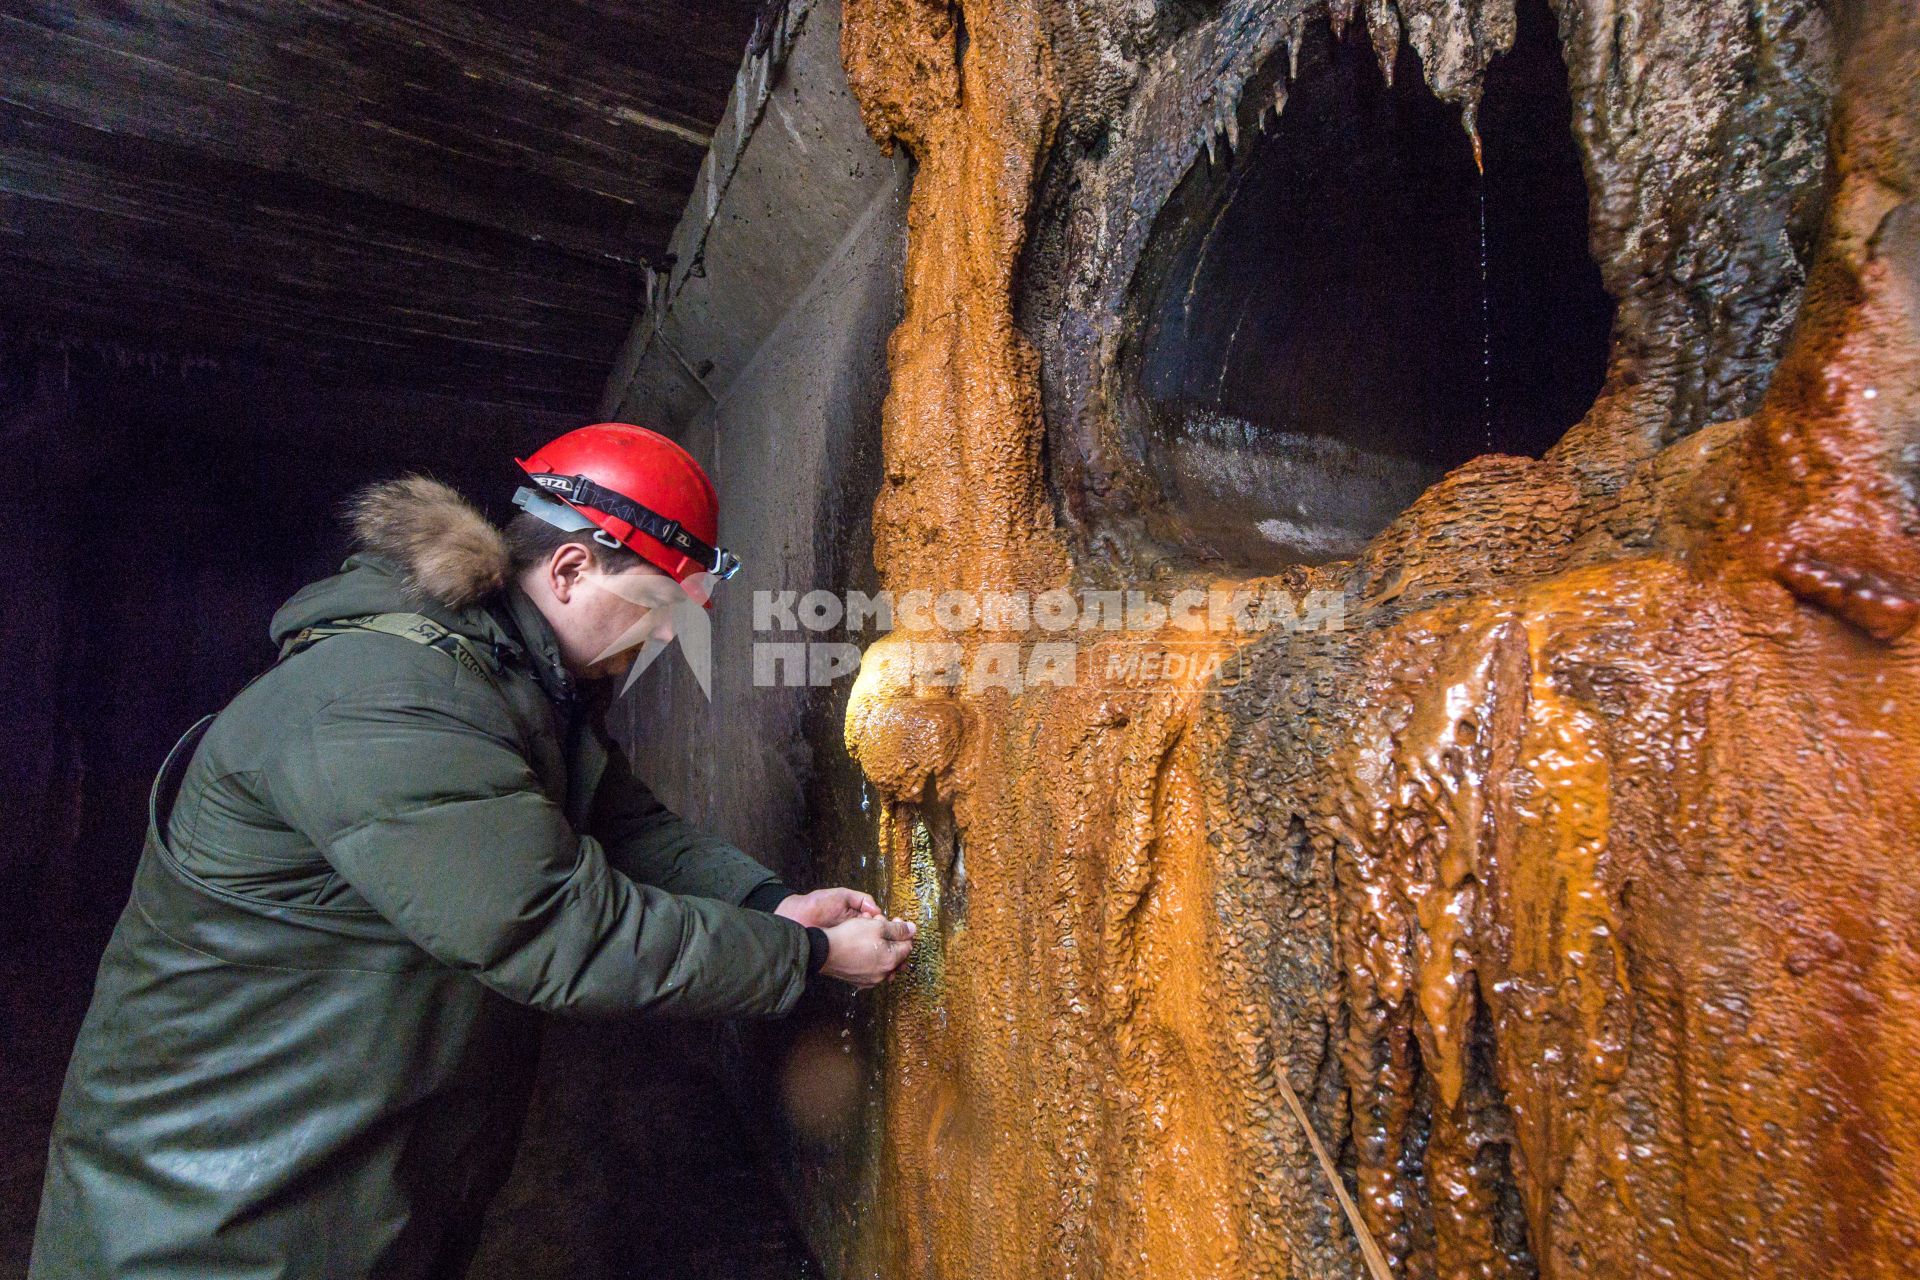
[551,555,688,681]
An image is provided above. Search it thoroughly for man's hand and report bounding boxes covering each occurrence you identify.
[775,887,884,928]
[820,916,918,988]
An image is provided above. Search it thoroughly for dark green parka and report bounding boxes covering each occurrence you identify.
[31,477,813,1279]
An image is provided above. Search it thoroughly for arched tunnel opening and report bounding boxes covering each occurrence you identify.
[1126,0,1615,567]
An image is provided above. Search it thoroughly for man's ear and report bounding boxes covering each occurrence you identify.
[546,542,594,604]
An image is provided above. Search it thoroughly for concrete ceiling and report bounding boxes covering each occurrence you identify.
[0,0,763,409]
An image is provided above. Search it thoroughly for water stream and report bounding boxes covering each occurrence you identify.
[1478,168,1493,454]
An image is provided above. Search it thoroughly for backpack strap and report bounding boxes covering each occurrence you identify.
[279,612,502,691]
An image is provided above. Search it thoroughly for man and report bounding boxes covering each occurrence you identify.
[30,422,915,1279]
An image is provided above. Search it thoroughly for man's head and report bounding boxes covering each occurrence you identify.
[506,514,686,681]
[507,421,740,682]
[514,422,738,596]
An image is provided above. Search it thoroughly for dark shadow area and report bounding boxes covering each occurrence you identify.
[0,338,541,957]
[470,1020,821,1280]
[1125,0,1613,567]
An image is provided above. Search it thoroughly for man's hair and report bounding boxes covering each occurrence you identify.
[503,512,645,577]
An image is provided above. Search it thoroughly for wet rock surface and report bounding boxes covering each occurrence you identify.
[835,0,1915,1276]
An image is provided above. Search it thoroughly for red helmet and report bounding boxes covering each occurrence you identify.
[512,423,740,608]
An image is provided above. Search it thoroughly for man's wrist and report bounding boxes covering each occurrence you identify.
[742,880,793,914]
[747,881,825,977]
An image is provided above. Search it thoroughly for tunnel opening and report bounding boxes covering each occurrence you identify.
[1122,0,1614,568]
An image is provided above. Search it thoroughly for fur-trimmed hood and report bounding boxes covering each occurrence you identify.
[267,473,584,704]
[341,474,510,609]
[268,474,521,650]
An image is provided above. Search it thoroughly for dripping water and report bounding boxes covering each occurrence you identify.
[1473,133,1493,456]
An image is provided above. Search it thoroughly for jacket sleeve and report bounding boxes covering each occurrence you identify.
[272,674,811,1020]
[588,728,789,908]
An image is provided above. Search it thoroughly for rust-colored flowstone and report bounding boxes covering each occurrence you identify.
[838,0,1920,1275]
[841,2,1272,1274]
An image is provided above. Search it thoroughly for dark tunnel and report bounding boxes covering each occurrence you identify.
[1126,0,1615,567]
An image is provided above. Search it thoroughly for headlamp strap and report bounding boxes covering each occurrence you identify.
[529,472,740,579]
